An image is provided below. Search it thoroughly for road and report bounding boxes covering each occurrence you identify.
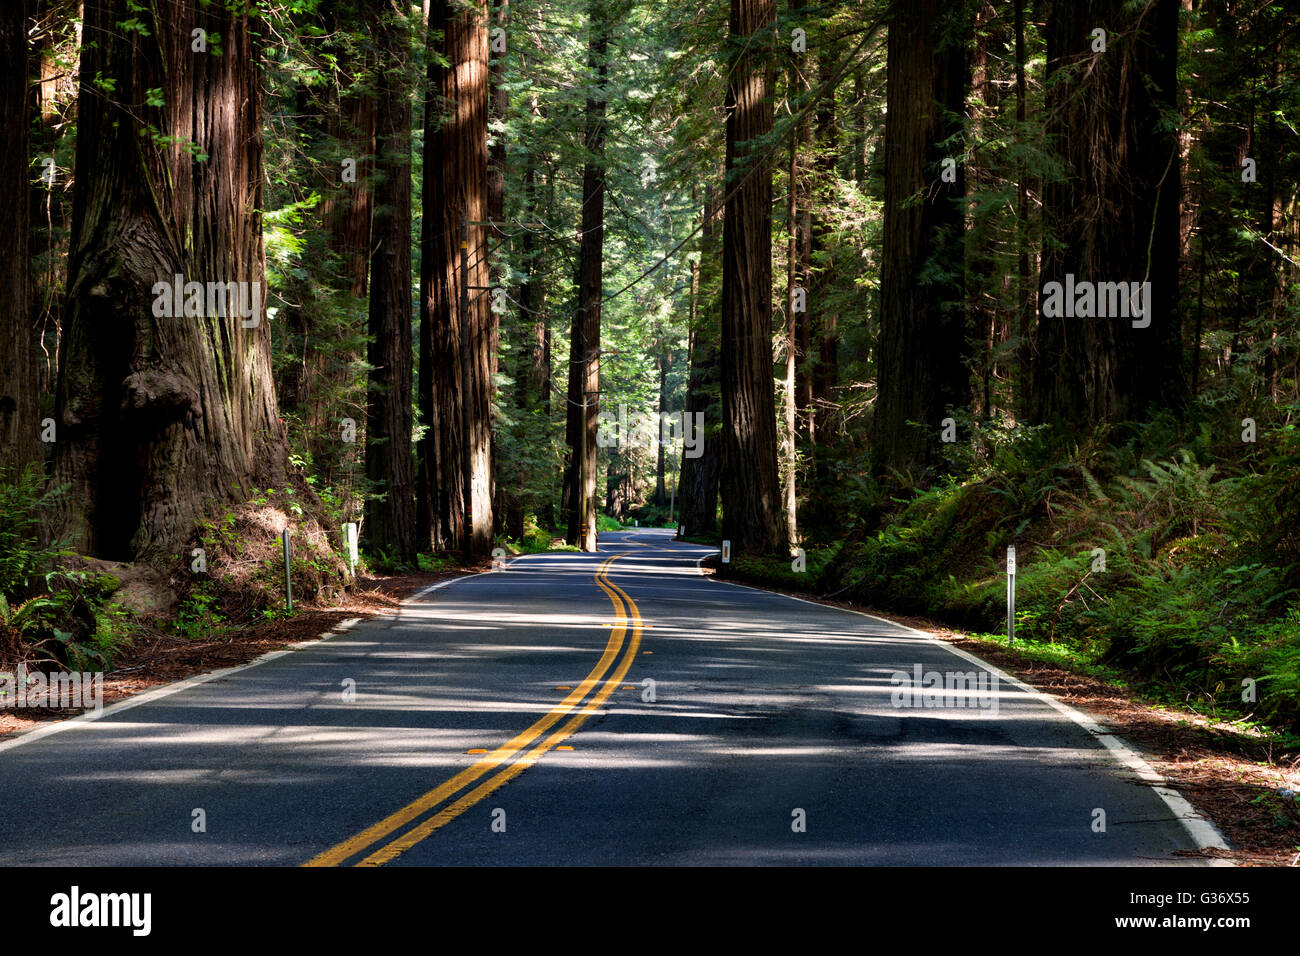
[0,529,1216,866]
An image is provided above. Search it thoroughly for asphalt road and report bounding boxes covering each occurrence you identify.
[0,529,1215,866]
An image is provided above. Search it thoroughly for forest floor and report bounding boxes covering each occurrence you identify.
[0,559,492,742]
[702,561,1300,867]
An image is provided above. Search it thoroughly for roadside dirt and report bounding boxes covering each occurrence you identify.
[0,562,490,741]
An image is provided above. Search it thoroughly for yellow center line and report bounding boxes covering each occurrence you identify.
[304,553,630,867]
[356,562,643,866]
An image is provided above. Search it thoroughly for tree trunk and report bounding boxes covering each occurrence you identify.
[720,0,786,557]
[563,0,608,553]
[1013,0,1033,417]
[488,0,508,536]
[28,0,78,405]
[872,0,970,482]
[53,0,287,561]
[1030,0,1184,426]
[420,0,494,556]
[0,0,40,479]
[678,192,721,539]
[364,0,417,565]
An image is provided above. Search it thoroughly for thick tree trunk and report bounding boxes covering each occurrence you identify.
[679,192,722,539]
[563,0,608,553]
[420,0,494,555]
[720,0,786,557]
[0,0,40,479]
[968,1,998,418]
[1013,0,1033,417]
[364,0,417,565]
[872,0,970,482]
[1031,0,1184,426]
[53,0,286,561]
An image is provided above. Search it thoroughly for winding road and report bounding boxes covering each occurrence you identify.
[0,529,1219,865]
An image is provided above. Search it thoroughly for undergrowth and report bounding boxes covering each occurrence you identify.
[732,409,1300,734]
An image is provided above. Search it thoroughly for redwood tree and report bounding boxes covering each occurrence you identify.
[719,0,787,556]
[53,0,286,560]
[678,196,722,538]
[871,0,971,481]
[0,0,39,479]
[562,0,609,552]
[419,0,494,555]
[1030,0,1184,426]
[364,0,416,564]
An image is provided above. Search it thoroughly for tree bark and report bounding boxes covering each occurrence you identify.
[1013,0,1033,417]
[53,0,287,561]
[488,0,508,535]
[0,0,40,480]
[420,0,494,555]
[809,56,839,438]
[678,191,722,539]
[720,0,786,557]
[654,345,668,507]
[365,0,417,564]
[563,0,608,553]
[872,0,970,482]
[1031,0,1184,426]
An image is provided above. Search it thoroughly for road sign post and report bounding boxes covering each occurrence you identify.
[1006,544,1016,643]
[343,522,358,580]
[282,529,294,613]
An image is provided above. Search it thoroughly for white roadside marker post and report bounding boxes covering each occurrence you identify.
[722,540,731,564]
[282,529,294,613]
[343,522,358,580]
[1006,544,1016,643]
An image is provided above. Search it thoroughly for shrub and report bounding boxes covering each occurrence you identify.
[0,465,72,601]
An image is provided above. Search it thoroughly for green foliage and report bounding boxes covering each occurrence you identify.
[174,584,226,640]
[417,553,452,574]
[0,465,72,601]
[743,409,1300,733]
[0,570,129,670]
[729,541,842,593]
[502,515,577,554]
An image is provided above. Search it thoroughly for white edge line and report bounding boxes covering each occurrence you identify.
[0,561,502,756]
[694,551,1233,865]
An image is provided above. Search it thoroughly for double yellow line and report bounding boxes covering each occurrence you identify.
[305,552,642,867]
